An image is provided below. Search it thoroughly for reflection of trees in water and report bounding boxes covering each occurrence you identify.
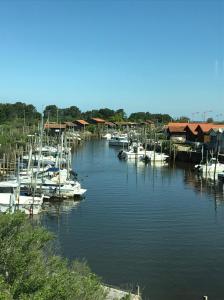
[183,168,224,204]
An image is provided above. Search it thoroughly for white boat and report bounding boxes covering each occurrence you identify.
[140,151,169,162]
[0,181,19,213]
[118,144,146,159]
[17,191,44,215]
[108,135,129,146]
[195,158,224,175]
[19,170,86,199]
[40,180,87,198]
[102,133,112,140]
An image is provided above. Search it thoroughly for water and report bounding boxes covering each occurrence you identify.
[41,140,224,300]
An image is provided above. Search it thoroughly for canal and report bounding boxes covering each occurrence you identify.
[41,140,224,300]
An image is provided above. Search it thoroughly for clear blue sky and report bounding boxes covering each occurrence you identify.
[0,0,223,118]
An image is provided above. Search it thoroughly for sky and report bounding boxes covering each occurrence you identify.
[0,0,223,119]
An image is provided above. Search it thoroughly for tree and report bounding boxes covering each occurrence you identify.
[116,109,127,120]
[129,112,147,121]
[44,105,58,121]
[98,108,115,119]
[207,117,213,123]
[0,212,106,300]
[0,102,40,125]
[176,116,190,123]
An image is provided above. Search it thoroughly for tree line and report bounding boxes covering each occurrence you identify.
[0,102,173,125]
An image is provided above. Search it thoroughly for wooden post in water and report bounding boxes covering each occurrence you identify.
[3,153,5,175]
[213,132,220,182]
[160,140,163,163]
[136,285,140,297]
[204,150,208,179]
[201,145,204,162]
[173,144,176,164]
[153,132,156,164]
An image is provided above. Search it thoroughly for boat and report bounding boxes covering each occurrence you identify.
[0,181,19,213]
[16,190,44,215]
[140,151,169,163]
[118,144,146,159]
[108,134,129,146]
[195,158,224,175]
[18,169,86,199]
[0,180,45,215]
[40,180,87,198]
[102,133,112,140]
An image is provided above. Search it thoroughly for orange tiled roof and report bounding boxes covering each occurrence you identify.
[168,126,186,133]
[91,117,106,123]
[195,124,224,133]
[167,122,190,127]
[184,124,199,135]
[75,119,89,125]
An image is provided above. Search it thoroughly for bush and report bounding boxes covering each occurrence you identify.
[0,212,106,300]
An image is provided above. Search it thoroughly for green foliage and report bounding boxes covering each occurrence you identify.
[0,102,40,125]
[207,117,213,123]
[44,105,81,122]
[0,101,173,126]
[129,112,172,124]
[0,213,106,300]
[175,116,190,123]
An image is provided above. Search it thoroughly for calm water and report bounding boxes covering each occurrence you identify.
[41,140,224,300]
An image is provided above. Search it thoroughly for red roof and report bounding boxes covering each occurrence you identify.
[167,122,190,127]
[168,126,186,133]
[195,124,224,133]
[184,124,199,135]
[75,119,89,125]
[91,118,105,123]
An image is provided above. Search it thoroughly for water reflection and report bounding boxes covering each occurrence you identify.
[125,157,224,206]
[183,169,224,205]
[43,199,81,216]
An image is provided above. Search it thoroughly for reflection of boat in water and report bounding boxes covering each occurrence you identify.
[183,169,224,204]
[149,161,169,167]
[43,200,80,215]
